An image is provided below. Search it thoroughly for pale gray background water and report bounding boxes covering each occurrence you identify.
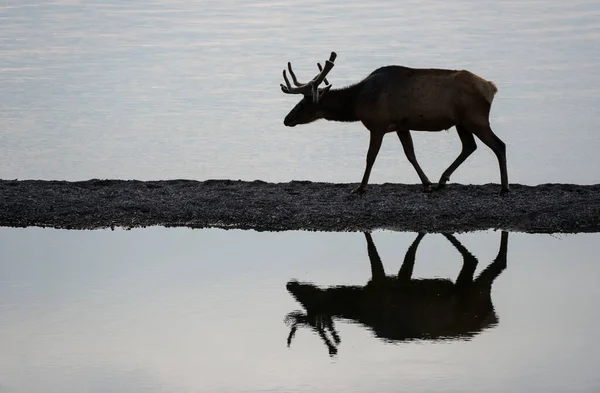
[1,228,599,393]
[1,0,599,184]
[2,1,600,392]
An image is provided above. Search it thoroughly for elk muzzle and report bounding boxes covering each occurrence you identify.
[283,114,297,127]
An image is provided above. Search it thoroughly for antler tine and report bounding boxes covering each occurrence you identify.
[281,69,311,95]
[287,62,303,87]
[310,51,336,88]
[281,69,292,92]
[317,63,329,85]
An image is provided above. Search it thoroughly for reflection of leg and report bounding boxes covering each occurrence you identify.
[443,233,478,288]
[398,232,426,281]
[475,231,508,286]
[365,232,386,282]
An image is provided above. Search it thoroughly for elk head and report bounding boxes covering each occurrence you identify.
[281,51,337,127]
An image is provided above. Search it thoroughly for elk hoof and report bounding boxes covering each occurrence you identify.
[499,187,511,196]
[436,176,450,190]
[351,186,366,194]
[422,184,433,193]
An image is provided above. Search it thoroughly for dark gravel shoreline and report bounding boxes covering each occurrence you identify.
[1,179,599,233]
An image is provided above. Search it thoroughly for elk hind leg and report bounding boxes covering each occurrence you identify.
[470,124,509,194]
[437,125,477,189]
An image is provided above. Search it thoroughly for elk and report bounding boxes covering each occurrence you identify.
[285,231,508,356]
[280,52,509,195]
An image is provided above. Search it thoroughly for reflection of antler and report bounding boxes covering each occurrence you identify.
[285,311,340,356]
[285,231,508,356]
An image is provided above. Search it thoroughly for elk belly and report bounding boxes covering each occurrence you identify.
[403,115,457,132]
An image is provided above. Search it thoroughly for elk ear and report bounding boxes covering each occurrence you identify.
[316,84,332,102]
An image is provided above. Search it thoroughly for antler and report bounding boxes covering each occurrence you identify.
[281,51,337,103]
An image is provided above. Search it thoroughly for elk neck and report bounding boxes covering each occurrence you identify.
[318,83,363,123]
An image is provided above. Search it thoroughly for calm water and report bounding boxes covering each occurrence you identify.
[1,0,599,184]
[2,2,600,392]
[1,228,599,393]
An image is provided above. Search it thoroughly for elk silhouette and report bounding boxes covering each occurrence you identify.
[281,52,509,195]
[285,231,508,356]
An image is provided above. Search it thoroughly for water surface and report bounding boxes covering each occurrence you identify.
[1,228,599,392]
[1,0,599,184]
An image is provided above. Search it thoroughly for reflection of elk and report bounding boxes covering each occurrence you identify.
[280,52,509,195]
[286,231,508,356]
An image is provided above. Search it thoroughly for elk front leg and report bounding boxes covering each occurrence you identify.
[396,131,432,192]
[352,131,384,194]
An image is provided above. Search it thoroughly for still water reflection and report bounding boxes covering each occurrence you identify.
[286,232,507,356]
[1,228,599,393]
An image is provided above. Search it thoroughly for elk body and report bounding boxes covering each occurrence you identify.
[281,52,509,195]
[285,231,508,356]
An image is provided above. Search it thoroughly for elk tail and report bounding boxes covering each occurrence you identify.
[473,75,498,105]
